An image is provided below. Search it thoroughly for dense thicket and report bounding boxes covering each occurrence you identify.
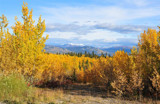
[0,3,160,100]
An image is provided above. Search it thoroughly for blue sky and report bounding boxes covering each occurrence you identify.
[1,0,160,48]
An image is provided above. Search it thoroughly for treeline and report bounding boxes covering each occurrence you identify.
[0,3,160,101]
[55,51,108,58]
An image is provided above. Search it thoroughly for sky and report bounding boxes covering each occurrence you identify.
[1,0,160,48]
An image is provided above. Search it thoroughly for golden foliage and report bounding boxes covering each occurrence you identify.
[1,2,160,99]
[0,3,48,77]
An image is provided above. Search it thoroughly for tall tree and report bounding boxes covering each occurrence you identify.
[0,2,48,77]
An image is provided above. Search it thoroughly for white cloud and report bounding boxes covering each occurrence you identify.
[44,23,147,43]
[79,29,128,42]
[124,0,149,7]
[46,23,93,35]
[45,29,131,42]
[45,22,151,35]
[45,31,79,39]
[41,5,160,24]
[41,0,160,47]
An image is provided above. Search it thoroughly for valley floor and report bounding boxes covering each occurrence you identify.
[38,83,158,104]
[1,83,159,104]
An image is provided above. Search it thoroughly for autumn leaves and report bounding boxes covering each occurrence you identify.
[0,2,160,99]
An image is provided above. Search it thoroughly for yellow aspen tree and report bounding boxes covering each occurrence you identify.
[111,69,128,97]
[138,29,160,78]
[137,29,160,96]
[129,47,144,100]
[129,47,143,100]
[11,2,48,77]
[0,15,17,74]
[111,50,131,96]
[112,50,131,77]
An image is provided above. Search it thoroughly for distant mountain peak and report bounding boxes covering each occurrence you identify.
[67,43,85,46]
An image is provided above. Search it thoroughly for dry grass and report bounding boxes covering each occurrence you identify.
[34,88,142,104]
[1,83,159,104]
[31,83,146,104]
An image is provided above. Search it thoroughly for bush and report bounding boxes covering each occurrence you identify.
[0,73,32,102]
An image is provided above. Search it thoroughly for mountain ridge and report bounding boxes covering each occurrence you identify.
[45,44,132,55]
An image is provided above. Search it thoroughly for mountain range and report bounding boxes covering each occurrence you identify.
[100,46,132,55]
[45,44,132,56]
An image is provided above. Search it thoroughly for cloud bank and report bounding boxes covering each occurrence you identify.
[41,0,160,47]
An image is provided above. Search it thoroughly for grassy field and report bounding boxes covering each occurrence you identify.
[0,74,158,104]
[1,83,156,104]
[44,83,159,104]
